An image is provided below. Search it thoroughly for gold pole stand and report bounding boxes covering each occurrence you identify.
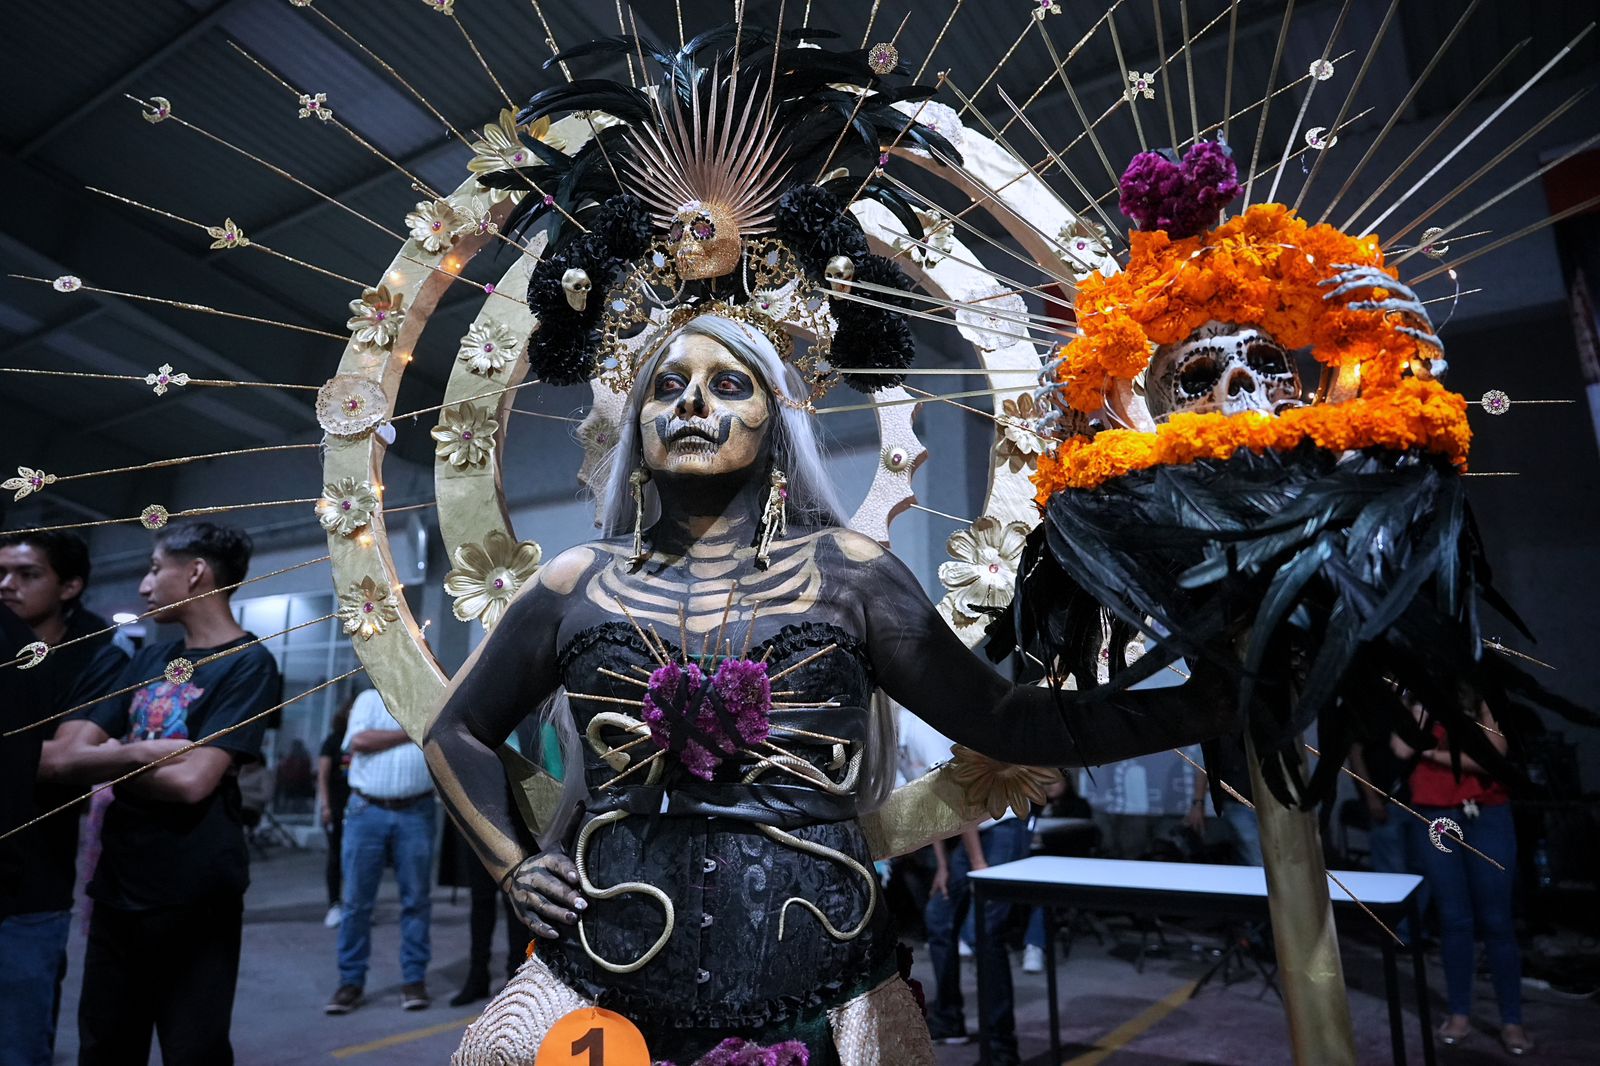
[1245,734,1358,1066]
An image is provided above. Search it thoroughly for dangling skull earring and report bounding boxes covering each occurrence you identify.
[629,468,650,565]
[755,467,788,570]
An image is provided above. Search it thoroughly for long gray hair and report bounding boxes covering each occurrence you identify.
[540,315,898,831]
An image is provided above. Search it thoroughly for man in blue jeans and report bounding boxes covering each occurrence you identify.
[925,814,1033,1066]
[325,688,436,1015]
[0,533,127,1066]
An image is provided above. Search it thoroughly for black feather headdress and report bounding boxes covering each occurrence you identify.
[474,24,957,394]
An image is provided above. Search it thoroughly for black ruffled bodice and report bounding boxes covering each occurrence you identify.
[542,621,893,1062]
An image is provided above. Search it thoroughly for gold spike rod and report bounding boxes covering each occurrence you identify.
[1266,0,1351,207]
[1150,0,1179,153]
[1103,6,1146,152]
[1336,38,1530,233]
[1291,0,1400,214]
[1240,0,1297,209]
[1362,22,1596,236]
[1317,0,1484,225]
[1390,127,1600,267]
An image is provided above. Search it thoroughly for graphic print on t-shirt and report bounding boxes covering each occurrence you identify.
[127,679,204,740]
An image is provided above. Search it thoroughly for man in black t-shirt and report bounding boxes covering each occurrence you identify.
[0,531,129,1066]
[55,523,279,1066]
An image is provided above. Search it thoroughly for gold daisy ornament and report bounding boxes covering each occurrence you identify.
[431,404,499,468]
[457,322,520,376]
[317,478,380,537]
[338,576,400,641]
[346,286,406,349]
[405,199,462,254]
[948,745,1062,821]
[938,516,1031,622]
[443,529,542,628]
[995,393,1045,473]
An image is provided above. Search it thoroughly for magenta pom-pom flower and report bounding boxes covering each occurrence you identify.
[1118,140,1241,239]
[641,657,772,780]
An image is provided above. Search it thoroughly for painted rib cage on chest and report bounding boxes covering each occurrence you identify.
[584,535,824,634]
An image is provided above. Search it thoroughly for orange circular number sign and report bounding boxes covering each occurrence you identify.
[536,1008,651,1066]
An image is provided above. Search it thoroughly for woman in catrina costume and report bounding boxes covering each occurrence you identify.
[424,26,1236,1066]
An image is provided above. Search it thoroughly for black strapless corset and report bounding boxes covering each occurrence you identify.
[540,620,893,1062]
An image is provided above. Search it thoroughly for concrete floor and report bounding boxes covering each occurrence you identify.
[48,847,1595,1065]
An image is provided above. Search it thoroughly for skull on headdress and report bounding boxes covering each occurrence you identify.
[1146,320,1302,420]
[667,199,741,280]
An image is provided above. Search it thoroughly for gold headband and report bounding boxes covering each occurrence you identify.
[593,237,836,411]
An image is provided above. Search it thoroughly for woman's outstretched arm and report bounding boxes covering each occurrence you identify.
[853,537,1237,766]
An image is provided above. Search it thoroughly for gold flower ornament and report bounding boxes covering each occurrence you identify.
[948,745,1063,821]
[338,576,400,641]
[443,529,542,628]
[938,516,1031,623]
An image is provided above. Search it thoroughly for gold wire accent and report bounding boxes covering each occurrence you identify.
[914,0,966,82]
[3,614,338,737]
[85,184,370,290]
[9,273,345,341]
[526,0,572,80]
[223,43,545,280]
[813,12,912,182]
[996,0,1141,140]
[0,668,364,841]
[4,498,321,537]
[0,367,319,391]
[859,0,883,47]
[450,11,515,108]
[1,555,331,671]
[28,443,321,487]
[126,94,404,242]
[1168,746,1402,945]
[300,6,587,234]
[223,43,442,201]
[901,385,1049,445]
[1304,743,1504,871]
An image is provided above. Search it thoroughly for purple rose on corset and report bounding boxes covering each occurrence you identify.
[641,657,772,780]
[710,657,772,748]
[671,1037,809,1066]
[1118,140,1240,239]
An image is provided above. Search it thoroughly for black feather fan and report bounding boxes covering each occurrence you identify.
[991,442,1598,807]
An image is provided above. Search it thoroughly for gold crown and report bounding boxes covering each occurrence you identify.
[592,237,837,411]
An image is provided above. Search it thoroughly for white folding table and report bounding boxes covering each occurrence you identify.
[969,856,1432,1066]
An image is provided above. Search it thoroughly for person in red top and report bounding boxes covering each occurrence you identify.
[1392,697,1530,1056]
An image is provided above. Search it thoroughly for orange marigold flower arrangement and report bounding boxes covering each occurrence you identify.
[1033,150,1471,502]
[1033,378,1471,504]
[1052,203,1417,417]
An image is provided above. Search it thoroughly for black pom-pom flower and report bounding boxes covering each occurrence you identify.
[833,307,915,392]
[776,185,870,274]
[590,194,653,260]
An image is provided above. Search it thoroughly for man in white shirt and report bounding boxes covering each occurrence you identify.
[324,688,436,1015]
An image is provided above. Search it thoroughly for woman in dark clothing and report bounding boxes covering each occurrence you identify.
[316,698,352,928]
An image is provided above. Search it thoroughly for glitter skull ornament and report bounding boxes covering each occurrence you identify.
[667,199,740,280]
[1145,320,1303,420]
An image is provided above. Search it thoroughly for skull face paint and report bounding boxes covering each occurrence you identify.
[1146,320,1303,419]
[639,333,771,477]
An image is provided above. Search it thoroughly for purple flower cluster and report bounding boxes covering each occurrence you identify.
[641,657,772,780]
[660,1038,809,1066]
[1117,140,1241,239]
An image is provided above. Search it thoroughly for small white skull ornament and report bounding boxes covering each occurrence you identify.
[561,268,592,313]
[1146,320,1303,419]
